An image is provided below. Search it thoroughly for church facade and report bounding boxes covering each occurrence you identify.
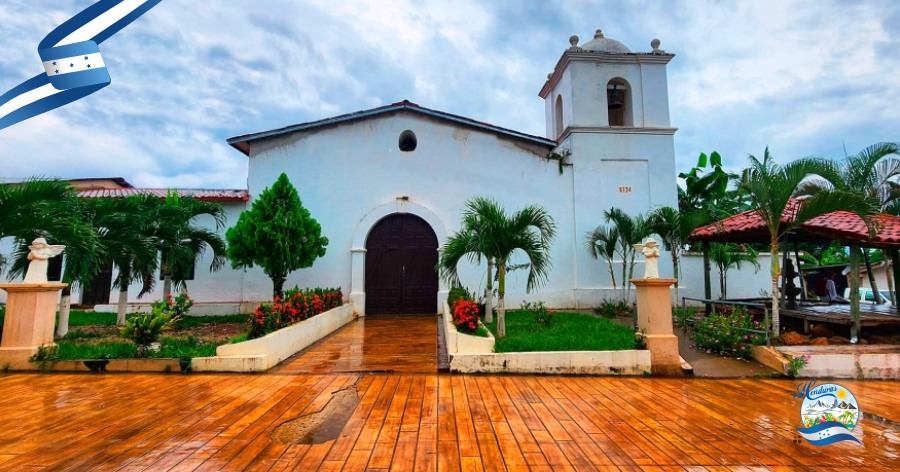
[224,29,680,314]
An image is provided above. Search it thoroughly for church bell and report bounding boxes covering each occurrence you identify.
[607,84,624,110]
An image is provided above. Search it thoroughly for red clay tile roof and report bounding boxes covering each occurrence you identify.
[77,188,249,202]
[690,199,900,247]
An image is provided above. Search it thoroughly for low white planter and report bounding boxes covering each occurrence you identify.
[450,350,651,375]
[773,345,900,379]
[443,302,495,354]
[192,304,356,372]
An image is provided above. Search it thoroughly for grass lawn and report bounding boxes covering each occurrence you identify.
[485,310,637,353]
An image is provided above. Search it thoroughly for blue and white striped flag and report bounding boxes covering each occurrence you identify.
[796,421,862,447]
[0,0,162,131]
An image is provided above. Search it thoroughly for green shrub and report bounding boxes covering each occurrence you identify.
[692,307,765,357]
[120,309,179,353]
[154,336,217,359]
[594,299,633,318]
[522,301,552,328]
[673,306,696,327]
[153,292,194,320]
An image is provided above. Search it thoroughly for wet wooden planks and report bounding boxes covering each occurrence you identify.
[0,373,898,470]
[274,315,439,374]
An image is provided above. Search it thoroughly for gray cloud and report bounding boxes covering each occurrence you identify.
[1,0,898,188]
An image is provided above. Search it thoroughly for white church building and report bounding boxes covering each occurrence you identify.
[7,30,773,313]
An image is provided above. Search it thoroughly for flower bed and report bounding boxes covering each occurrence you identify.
[691,306,765,358]
[249,287,342,338]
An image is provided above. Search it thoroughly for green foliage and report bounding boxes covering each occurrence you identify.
[521,301,552,328]
[787,354,810,378]
[691,307,765,358]
[485,310,635,352]
[120,310,180,350]
[248,287,343,339]
[709,243,760,299]
[678,151,746,219]
[176,313,250,329]
[673,306,698,327]
[438,197,556,338]
[152,292,194,326]
[227,173,329,298]
[586,208,650,300]
[29,336,221,362]
[155,336,217,360]
[594,299,633,319]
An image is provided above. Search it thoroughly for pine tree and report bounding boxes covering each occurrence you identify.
[226,173,329,298]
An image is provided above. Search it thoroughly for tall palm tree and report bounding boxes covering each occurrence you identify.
[437,198,500,322]
[83,195,159,325]
[602,208,651,301]
[141,192,227,299]
[438,197,556,338]
[7,195,102,337]
[737,148,874,335]
[647,205,709,303]
[709,243,760,299]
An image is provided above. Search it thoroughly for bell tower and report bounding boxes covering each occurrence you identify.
[539,28,679,286]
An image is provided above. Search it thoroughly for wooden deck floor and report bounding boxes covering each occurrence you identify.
[781,303,900,327]
[273,316,438,374]
[0,373,897,470]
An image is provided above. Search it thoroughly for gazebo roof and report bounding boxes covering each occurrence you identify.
[690,199,900,248]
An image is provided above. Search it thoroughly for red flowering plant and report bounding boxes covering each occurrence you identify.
[248,287,343,339]
[151,292,194,319]
[453,299,481,334]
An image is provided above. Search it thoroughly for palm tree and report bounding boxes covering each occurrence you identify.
[437,198,501,323]
[585,225,620,292]
[142,192,227,299]
[737,148,874,336]
[603,208,651,300]
[709,243,760,299]
[822,142,900,303]
[438,197,556,338]
[83,195,159,325]
[0,178,94,270]
[647,206,708,303]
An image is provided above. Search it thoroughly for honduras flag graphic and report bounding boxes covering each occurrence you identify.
[796,421,862,447]
[0,0,162,131]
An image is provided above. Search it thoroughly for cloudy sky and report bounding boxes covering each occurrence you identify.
[1,0,898,189]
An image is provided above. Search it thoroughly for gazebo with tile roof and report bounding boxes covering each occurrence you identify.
[690,199,900,342]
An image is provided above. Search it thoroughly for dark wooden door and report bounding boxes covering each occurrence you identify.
[81,260,113,306]
[365,214,438,314]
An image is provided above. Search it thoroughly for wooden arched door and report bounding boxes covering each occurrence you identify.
[365,214,439,314]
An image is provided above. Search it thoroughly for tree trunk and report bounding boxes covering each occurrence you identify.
[703,241,712,314]
[887,258,896,305]
[56,287,71,338]
[497,261,507,338]
[117,288,128,325]
[484,259,494,323]
[862,250,882,304]
[849,244,861,343]
[794,245,807,300]
[672,253,680,306]
[770,240,781,336]
[892,249,900,309]
[163,274,173,300]
[718,266,726,299]
[272,275,286,300]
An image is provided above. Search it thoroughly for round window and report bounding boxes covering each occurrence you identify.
[399,130,417,152]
